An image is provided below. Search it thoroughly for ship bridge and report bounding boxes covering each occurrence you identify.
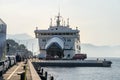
[45,37,64,58]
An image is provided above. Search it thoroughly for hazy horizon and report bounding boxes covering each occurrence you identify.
[7,33,120,47]
[6,33,120,57]
[0,0,120,46]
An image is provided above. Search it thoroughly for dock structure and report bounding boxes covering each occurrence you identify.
[34,13,81,59]
[33,60,112,67]
[2,59,112,80]
[3,60,41,80]
[2,59,55,80]
[28,60,41,80]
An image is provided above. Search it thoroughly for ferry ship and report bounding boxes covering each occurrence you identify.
[34,13,84,59]
[34,13,112,67]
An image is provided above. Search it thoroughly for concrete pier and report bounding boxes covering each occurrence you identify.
[28,60,41,80]
[33,60,112,67]
[2,59,112,80]
[3,60,41,80]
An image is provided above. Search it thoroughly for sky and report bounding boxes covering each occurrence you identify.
[0,0,120,46]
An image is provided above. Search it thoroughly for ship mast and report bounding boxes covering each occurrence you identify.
[56,12,61,27]
[67,18,69,27]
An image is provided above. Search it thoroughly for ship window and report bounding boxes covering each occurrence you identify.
[44,33,46,35]
[63,33,65,35]
[74,33,76,35]
[48,33,50,35]
[56,28,58,30]
[58,33,61,35]
[66,33,70,35]
[42,39,46,42]
[50,28,54,30]
[67,39,71,42]
[70,33,73,35]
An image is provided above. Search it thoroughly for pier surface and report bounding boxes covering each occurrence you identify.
[3,60,41,80]
[2,59,112,80]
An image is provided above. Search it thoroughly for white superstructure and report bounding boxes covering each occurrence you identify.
[35,13,81,59]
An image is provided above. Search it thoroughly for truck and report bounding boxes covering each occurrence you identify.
[72,53,87,60]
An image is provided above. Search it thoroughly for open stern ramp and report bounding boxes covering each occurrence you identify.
[45,37,64,58]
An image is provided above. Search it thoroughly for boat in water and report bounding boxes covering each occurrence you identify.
[34,13,86,60]
[34,13,112,67]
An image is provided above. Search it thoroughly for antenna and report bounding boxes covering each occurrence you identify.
[36,27,38,30]
[55,0,63,27]
[76,27,78,30]
[67,18,69,27]
[58,0,61,15]
[55,9,62,27]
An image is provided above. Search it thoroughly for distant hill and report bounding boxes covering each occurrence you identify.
[7,33,120,57]
[7,33,34,40]
[7,33,39,54]
[81,43,120,57]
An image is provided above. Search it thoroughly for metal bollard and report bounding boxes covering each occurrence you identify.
[41,68,43,75]
[0,71,3,77]
[45,72,47,80]
[25,60,27,64]
[23,65,26,70]
[40,75,46,80]
[18,72,25,80]
[21,72,25,80]
[50,76,54,80]
[37,66,41,71]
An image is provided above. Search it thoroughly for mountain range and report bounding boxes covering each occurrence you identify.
[81,43,120,57]
[7,33,39,54]
[7,33,120,57]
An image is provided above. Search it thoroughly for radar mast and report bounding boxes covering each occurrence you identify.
[56,12,61,27]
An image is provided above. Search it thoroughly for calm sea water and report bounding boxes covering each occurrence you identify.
[44,58,120,80]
